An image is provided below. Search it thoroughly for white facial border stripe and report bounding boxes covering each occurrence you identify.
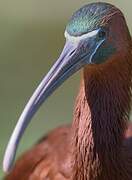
[64,29,99,43]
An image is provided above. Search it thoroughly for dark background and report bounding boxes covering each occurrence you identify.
[0,0,132,177]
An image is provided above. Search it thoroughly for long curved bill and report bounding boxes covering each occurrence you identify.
[3,40,81,172]
[3,29,103,172]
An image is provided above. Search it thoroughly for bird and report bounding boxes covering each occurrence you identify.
[3,2,132,180]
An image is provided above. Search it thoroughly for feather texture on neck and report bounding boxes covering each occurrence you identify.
[71,48,132,180]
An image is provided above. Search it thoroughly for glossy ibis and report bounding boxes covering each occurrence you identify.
[3,2,132,180]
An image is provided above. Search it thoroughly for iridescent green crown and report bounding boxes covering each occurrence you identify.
[66,2,120,36]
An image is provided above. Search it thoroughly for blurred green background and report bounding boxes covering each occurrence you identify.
[0,0,132,178]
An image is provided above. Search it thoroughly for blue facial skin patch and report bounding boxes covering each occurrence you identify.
[93,43,116,64]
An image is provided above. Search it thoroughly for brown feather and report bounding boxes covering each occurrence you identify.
[4,3,132,180]
[5,126,72,180]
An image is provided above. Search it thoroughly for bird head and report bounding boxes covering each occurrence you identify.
[65,2,130,64]
[3,2,131,172]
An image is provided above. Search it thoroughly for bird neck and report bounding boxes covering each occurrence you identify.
[71,49,132,179]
